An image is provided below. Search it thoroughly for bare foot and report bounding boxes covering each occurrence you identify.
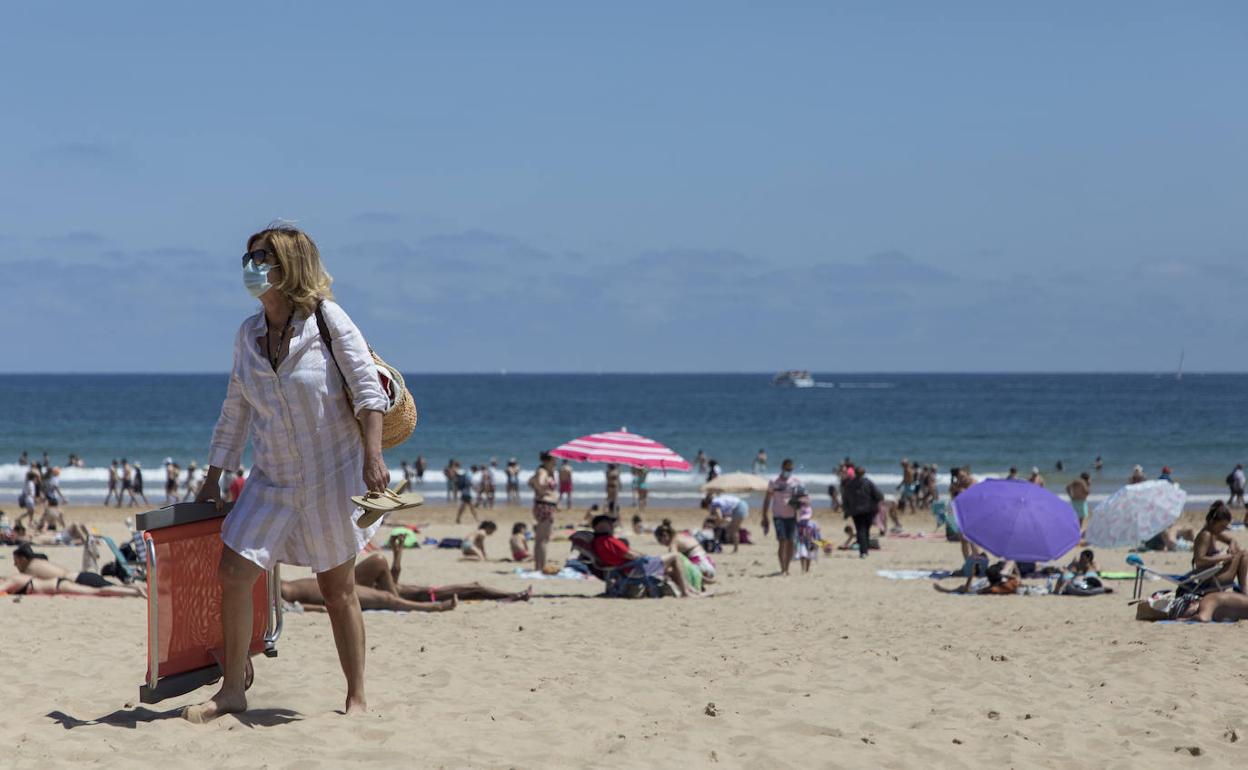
[440,595,459,611]
[345,694,368,715]
[182,688,246,723]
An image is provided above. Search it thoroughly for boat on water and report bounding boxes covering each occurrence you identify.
[771,370,815,388]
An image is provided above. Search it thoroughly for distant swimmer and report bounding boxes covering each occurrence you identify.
[1055,459,1064,472]
[753,448,768,475]
[694,449,708,475]
[1006,466,1018,481]
[1129,464,1146,484]
[1028,467,1045,487]
[413,455,426,484]
[1093,455,1103,472]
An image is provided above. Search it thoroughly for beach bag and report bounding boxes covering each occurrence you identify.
[315,302,417,449]
[1061,576,1108,597]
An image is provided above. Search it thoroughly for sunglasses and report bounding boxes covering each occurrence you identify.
[241,249,278,267]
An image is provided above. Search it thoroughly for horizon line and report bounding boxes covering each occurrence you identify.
[0,370,1234,377]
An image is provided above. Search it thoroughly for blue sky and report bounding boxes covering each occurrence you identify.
[2,2,1245,372]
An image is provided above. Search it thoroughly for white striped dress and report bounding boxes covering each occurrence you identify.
[208,300,389,573]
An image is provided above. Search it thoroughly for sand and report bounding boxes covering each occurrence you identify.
[2,499,1247,769]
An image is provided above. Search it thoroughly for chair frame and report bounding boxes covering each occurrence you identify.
[136,503,282,704]
[1127,554,1225,601]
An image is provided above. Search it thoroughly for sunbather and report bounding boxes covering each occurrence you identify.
[1188,591,1248,622]
[1193,502,1248,591]
[0,573,145,597]
[934,560,1021,595]
[365,544,531,603]
[12,543,116,588]
[280,577,458,613]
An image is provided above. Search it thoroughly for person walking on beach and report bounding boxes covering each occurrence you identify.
[104,460,119,506]
[1065,472,1091,530]
[226,468,246,503]
[119,459,133,507]
[1228,464,1245,509]
[694,449,707,475]
[529,452,559,572]
[557,459,573,509]
[753,448,768,475]
[164,460,180,505]
[841,465,883,560]
[632,465,649,511]
[183,461,201,501]
[480,463,496,509]
[505,458,521,505]
[413,455,426,485]
[456,466,478,523]
[604,463,621,516]
[131,461,149,506]
[443,459,457,501]
[185,223,390,722]
[760,458,801,575]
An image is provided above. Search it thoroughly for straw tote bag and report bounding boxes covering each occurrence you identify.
[314,302,417,449]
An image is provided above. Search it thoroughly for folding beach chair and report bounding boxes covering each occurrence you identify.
[1125,553,1226,601]
[568,530,674,598]
[91,533,145,583]
[136,503,282,704]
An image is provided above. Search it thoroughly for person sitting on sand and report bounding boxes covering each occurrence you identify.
[837,525,879,553]
[460,521,496,561]
[1067,548,1099,577]
[590,515,700,597]
[631,514,651,536]
[654,519,716,583]
[1192,501,1248,591]
[0,572,145,598]
[509,522,530,561]
[12,543,116,589]
[934,560,1021,595]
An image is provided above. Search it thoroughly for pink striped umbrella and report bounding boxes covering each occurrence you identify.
[549,428,690,471]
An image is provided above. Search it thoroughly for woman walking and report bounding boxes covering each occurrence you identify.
[185,224,389,723]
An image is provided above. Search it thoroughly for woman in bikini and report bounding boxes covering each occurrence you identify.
[529,452,559,572]
[1,572,145,598]
[12,543,115,588]
[654,519,715,583]
[1192,501,1248,590]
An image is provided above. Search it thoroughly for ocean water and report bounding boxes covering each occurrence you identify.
[1,373,1243,506]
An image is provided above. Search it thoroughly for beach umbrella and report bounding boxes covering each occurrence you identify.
[1085,480,1186,549]
[549,428,690,471]
[954,479,1081,562]
[700,472,769,494]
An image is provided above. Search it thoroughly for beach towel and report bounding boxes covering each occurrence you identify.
[513,567,589,581]
[876,569,956,580]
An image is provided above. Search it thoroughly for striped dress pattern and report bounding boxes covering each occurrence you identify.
[208,300,389,573]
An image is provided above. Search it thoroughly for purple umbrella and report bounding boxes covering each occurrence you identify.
[953,479,1081,562]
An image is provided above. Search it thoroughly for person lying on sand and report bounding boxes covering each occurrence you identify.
[369,542,531,603]
[12,543,117,589]
[460,521,496,561]
[0,573,145,598]
[1183,591,1248,622]
[934,560,1020,595]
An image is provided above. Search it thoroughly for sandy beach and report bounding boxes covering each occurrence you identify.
[2,500,1245,769]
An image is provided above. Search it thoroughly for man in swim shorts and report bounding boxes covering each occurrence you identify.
[1065,472,1091,530]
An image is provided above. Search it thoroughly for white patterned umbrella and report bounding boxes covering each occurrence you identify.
[1085,480,1186,548]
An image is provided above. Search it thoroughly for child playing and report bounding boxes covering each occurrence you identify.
[509,522,530,561]
[790,488,819,574]
[460,520,497,561]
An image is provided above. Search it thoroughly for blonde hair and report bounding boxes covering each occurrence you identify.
[247,222,333,316]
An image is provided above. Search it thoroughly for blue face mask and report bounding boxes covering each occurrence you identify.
[242,259,273,299]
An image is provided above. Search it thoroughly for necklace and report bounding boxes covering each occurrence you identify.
[265,311,294,371]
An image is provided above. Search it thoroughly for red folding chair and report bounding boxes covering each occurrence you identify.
[136,503,282,704]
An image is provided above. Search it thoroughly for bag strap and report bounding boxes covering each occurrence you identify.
[315,301,352,399]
